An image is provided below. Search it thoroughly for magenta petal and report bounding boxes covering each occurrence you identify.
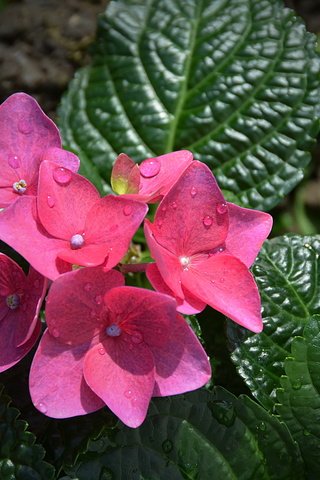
[0,197,69,280]
[84,339,155,428]
[226,203,273,267]
[0,312,41,373]
[85,196,148,270]
[182,253,263,333]
[104,286,176,347]
[153,314,211,396]
[146,263,206,315]
[41,147,80,173]
[37,161,100,240]
[30,330,104,418]
[144,220,184,298]
[46,267,124,346]
[0,253,25,297]
[0,93,61,207]
[151,161,229,256]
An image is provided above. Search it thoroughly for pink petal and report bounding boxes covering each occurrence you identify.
[111,153,140,194]
[226,203,273,267]
[0,196,71,280]
[84,196,148,270]
[103,286,176,347]
[150,161,229,256]
[41,147,80,173]
[0,312,41,373]
[144,219,184,298]
[0,93,61,206]
[37,161,100,240]
[46,267,124,346]
[84,338,155,428]
[146,263,206,315]
[0,253,25,297]
[182,253,263,333]
[153,314,211,396]
[30,330,104,418]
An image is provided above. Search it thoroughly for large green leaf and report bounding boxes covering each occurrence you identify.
[59,0,320,209]
[277,315,320,478]
[0,385,55,480]
[64,387,303,480]
[229,235,320,411]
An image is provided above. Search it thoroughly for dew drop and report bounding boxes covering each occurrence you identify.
[131,332,143,344]
[171,201,177,209]
[162,439,173,453]
[123,205,132,216]
[161,205,167,212]
[99,467,114,480]
[98,347,106,355]
[37,402,47,414]
[292,380,302,390]
[216,202,227,215]
[95,295,102,305]
[257,421,266,432]
[190,186,197,198]
[51,328,59,338]
[8,154,21,169]
[157,219,163,228]
[124,389,133,398]
[84,282,93,292]
[140,158,161,178]
[53,167,72,186]
[203,215,213,228]
[18,119,32,135]
[47,195,55,208]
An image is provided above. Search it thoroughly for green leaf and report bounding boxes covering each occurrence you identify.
[64,387,303,480]
[59,0,320,210]
[277,315,320,478]
[229,235,320,410]
[0,385,55,480]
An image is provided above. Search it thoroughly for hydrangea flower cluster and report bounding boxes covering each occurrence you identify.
[0,93,272,427]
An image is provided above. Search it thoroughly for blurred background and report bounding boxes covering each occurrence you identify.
[0,0,319,236]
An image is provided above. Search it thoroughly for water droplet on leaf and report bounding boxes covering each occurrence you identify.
[203,215,213,227]
[53,167,72,186]
[292,380,302,390]
[140,158,160,178]
[209,400,235,427]
[99,467,114,480]
[8,154,21,169]
[123,205,132,216]
[162,439,173,453]
[47,195,55,208]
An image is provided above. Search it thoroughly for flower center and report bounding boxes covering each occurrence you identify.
[179,255,190,270]
[70,234,85,250]
[6,293,20,310]
[106,324,122,337]
[12,179,27,194]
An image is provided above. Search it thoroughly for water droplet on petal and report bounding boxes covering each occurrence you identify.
[53,167,72,186]
[70,233,84,250]
[124,389,133,399]
[8,154,21,169]
[216,202,227,215]
[18,119,32,135]
[51,328,59,338]
[123,205,132,216]
[13,179,27,194]
[157,219,163,228]
[210,280,215,285]
[84,282,93,292]
[190,186,197,198]
[161,205,167,212]
[171,201,177,209]
[98,347,106,355]
[47,195,55,208]
[140,158,161,178]
[95,295,102,305]
[203,215,213,228]
[131,332,143,344]
[37,402,47,414]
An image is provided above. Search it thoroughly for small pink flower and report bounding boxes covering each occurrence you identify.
[29,266,211,427]
[0,161,148,280]
[111,150,193,203]
[0,253,47,372]
[0,93,80,208]
[145,161,273,333]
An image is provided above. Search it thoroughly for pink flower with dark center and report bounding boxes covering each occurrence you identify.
[145,161,273,333]
[111,150,193,203]
[0,93,80,208]
[29,266,211,427]
[0,161,148,280]
[0,253,47,372]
